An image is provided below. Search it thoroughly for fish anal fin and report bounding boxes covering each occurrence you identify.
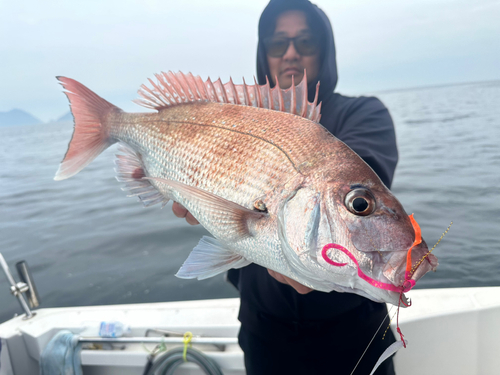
[115,144,169,208]
[176,236,251,280]
[134,70,321,123]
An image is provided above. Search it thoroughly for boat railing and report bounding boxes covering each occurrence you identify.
[0,252,40,320]
[78,336,238,346]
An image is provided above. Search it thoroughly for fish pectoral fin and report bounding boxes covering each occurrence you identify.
[115,143,169,207]
[146,177,268,239]
[176,236,251,280]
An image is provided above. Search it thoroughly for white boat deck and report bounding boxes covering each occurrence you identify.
[1,287,499,374]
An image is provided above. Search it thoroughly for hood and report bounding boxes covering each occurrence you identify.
[256,0,338,102]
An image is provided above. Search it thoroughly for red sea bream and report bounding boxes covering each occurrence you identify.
[55,71,438,306]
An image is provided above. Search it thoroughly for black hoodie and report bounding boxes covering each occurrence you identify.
[257,0,398,188]
[231,0,397,363]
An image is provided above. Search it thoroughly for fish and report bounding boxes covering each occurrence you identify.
[54,71,438,306]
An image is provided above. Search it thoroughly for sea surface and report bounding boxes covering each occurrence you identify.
[1,80,499,323]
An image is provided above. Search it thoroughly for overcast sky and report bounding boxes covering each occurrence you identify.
[1,0,499,122]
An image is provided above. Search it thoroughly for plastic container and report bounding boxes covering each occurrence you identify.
[98,321,131,338]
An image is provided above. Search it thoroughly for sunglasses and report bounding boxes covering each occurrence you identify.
[264,35,320,58]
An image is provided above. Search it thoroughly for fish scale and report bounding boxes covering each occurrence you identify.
[112,103,314,211]
[54,71,438,307]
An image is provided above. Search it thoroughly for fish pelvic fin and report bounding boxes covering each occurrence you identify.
[54,77,121,181]
[134,71,322,123]
[176,236,251,280]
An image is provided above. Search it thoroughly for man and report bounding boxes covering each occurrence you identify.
[174,0,398,373]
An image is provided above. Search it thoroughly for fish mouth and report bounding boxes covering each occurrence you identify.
[382,241,438,289]
[320,242,422,305]
[355,241,437,305]
[409,251,438,282]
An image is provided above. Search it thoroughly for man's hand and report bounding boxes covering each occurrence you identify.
[172,202,199,225]
[267,269,313,294]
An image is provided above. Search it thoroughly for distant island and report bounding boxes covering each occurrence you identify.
[0,109,74,127]
[57,111,73,122]
[0,109,43,127]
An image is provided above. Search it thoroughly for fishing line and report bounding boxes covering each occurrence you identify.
[382,309,398,341]
[410,221,453,276]
[349,305,394,375]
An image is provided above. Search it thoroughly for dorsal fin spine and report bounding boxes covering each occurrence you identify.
[253,77,262,108]
[205,79,218,102]
[134,98,154,109]
[186,72,200,100]
[228,77,238,105]
[290,75,296,115]
[136,70,321,124]
[212,79,222,102]
[264,77,272,110]
[177,72,191,100]
[186,72,198,100]
[180,72,195,100]
[195,75,208,100]
[275,76,284,112]
[156,73,177,104]
[315,102,322,123]
[135,88,152,109]
[148,78,171,106]
[139,84,162,108]
[242,78,250,106]
[167,71,186,102]
[177,72,193,101]
[216,78,229,104]
[300,70,308,117]
[311,83,320,121]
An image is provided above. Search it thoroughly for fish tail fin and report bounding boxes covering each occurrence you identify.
[54,77,121,181]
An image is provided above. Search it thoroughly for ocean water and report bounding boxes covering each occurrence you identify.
[1,80,499,323]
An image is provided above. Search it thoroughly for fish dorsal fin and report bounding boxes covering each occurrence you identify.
[134,71,322,123]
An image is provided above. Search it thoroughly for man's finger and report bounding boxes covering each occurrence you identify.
[172,202,200,225]
[284,276,313,294]
[185,212,200,225]
[172,202,188,218]
[267,269,313,294]
[268,269,287,284]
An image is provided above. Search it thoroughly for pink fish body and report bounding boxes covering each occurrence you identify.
[55,71,437,305]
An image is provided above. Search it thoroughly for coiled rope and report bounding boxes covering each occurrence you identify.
[144,332,223,375]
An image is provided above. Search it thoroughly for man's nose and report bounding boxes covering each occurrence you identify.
[282,40,300,60]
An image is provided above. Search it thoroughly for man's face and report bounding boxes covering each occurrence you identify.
[266,10,320,89]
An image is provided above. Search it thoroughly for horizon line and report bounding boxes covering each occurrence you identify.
[368,78,500,95]
[2,77,499,123]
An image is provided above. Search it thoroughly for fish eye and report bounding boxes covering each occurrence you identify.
[344,188,376,216]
